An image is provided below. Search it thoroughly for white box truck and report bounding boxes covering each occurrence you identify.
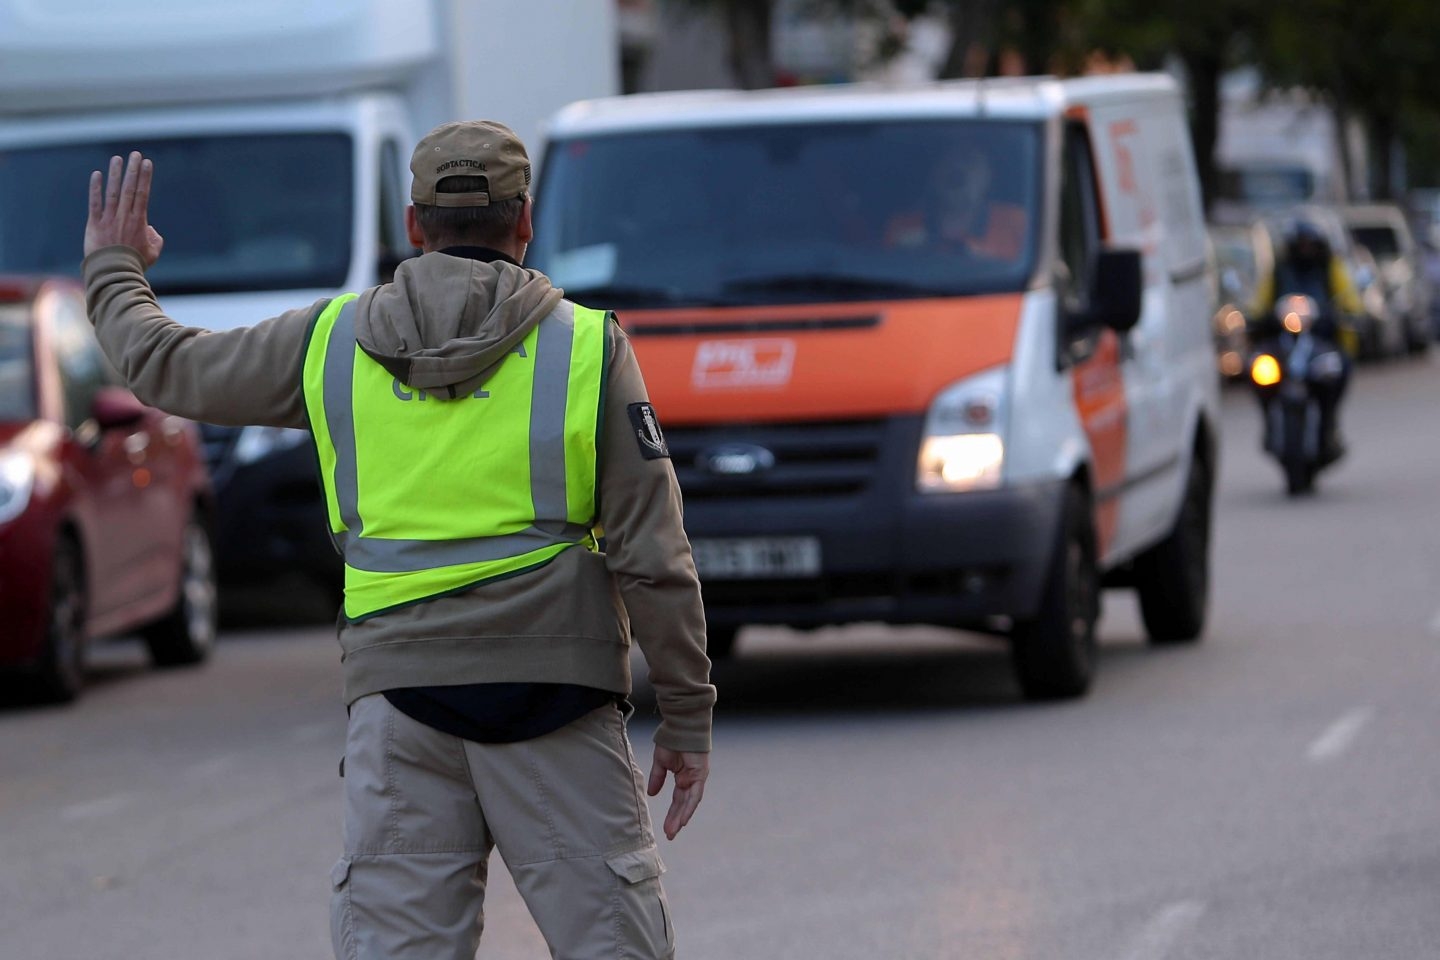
[0,0,618,591]
[1212,72,1361,218]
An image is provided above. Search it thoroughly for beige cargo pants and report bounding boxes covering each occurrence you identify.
[330,694,675,959]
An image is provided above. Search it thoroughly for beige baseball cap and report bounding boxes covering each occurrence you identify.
[410,120,532,208]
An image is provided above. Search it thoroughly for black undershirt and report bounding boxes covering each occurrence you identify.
[381,244,612,744]
[384,684,617,744]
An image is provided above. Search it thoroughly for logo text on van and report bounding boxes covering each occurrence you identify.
[692,339,796,389]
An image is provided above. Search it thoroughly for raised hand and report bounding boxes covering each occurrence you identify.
[85,151,165,266]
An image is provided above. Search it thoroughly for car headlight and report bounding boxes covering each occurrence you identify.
[917,367,1006,493]
[233,426,310,466]
[0,450,36,525]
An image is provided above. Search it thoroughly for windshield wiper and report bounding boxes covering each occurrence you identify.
[719,273,949,299]
[562,284,718,309]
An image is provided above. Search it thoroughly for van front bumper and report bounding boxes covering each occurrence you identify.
[672,416,1066,630]
[690,481,1064,630]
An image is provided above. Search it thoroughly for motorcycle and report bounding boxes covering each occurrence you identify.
[1248,294,1348,496]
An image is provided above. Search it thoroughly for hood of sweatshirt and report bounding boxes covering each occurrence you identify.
[354,250,564,399]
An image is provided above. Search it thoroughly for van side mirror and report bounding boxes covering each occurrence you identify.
[1089,248,1143,332]
[91,387,147,430]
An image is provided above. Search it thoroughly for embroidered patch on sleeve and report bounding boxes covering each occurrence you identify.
[627,402,670,460]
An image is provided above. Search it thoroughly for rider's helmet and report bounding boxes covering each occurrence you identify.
[1284,219,1331,271]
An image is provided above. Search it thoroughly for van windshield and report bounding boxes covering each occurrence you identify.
[1219,165,1316,206]
[0,134,353,295]
[1350,226,1401,261]
[530,120,1042,308]
[0,305,35,422]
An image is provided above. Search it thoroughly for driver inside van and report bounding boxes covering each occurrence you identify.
[884,144,1027,261]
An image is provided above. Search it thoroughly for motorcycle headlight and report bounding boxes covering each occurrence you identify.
[1250,354,1282,387]
[0,450,36,526]
[917,367,1006,493]
[233,426,309,466]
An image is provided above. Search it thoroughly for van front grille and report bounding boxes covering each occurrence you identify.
[667,419,886,501]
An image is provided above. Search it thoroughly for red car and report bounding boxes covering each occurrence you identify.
[0,276,216,701]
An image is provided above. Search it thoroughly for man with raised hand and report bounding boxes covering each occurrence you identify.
[84,124,713,959]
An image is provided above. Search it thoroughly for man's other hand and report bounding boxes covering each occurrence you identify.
[647,746,709,841]
[86,152,165,267]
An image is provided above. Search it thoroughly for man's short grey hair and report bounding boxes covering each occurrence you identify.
[413,176,526,249]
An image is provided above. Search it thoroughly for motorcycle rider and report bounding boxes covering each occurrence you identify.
[1251,219,1361,464]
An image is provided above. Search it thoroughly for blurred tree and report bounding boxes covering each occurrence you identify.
[1401,109,1440,190]
[1078,0,1262,211]
[933,0,1001,78]
[1264,0,1440,198]
[914,0,1067,79]
[666,0,1440,193]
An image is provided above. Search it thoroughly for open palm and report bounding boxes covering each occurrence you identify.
[85,151,165,266]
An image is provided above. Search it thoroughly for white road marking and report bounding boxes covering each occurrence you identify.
[60,793,133,822]
[1118,900,1206,960]
[184,755,237,780]
[291,721,337,743]
[1306,707,1373,763]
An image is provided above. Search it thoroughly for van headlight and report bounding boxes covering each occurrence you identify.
[233,426,309,466]
[0,450,36,525]
[916,367,1007,493]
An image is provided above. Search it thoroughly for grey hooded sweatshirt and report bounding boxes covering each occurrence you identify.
[83,245,715,753]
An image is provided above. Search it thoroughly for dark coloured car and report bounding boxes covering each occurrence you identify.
[197,422,340,596]
[0,277,216,701]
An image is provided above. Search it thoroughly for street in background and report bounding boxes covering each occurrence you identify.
[4,355,1440,958]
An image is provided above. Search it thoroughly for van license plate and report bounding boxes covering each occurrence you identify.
[690,537,821,579]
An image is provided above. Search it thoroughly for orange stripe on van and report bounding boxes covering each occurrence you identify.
[620,295,1024,425]
[1068,108,1128,556]
[1073,330,1126,556]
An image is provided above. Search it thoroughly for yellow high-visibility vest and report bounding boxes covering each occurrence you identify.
[302,294,607,620]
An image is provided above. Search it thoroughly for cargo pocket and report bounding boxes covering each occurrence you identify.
[605,845,674,957]
[329,858,356,960]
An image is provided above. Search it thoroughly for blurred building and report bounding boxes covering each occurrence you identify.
[1214,68,1368,218]
[617,0,950,93]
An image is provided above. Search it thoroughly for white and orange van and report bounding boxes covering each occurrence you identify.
[531,74,1220,699]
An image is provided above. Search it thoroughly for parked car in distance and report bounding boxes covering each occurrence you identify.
[0,277,216,702]
[1208,222,1272,379]
[1342,203,1431,353]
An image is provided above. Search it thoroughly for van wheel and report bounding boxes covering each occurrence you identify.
[1134,453,1212,644]
[143,518,218,667]
[35,536,87,703]
[1010,484,1099,701]
[705,625,739,660]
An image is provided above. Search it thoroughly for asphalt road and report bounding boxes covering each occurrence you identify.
[4,357,1440,959]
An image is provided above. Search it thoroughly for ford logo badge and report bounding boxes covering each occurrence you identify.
[698,443,776,477]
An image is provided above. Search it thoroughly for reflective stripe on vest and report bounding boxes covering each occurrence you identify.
[302,295,607,620]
